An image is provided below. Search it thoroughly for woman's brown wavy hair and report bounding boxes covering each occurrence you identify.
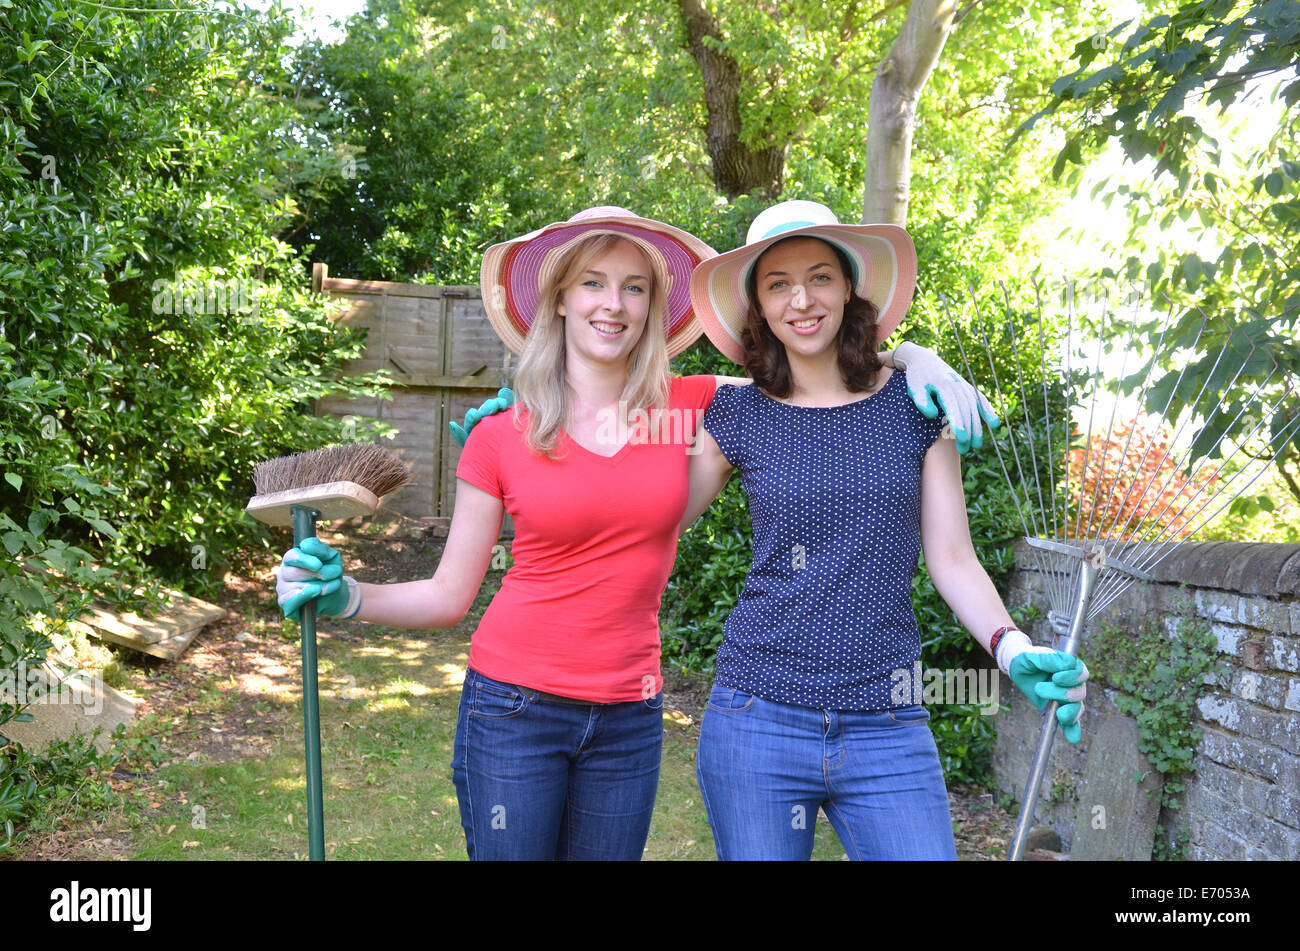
[741,237,882,399]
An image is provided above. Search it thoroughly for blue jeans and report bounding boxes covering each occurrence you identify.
[450,668,664,861]
[696,684,957,861]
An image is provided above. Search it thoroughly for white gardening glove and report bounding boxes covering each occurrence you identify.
[996,630,1089,744]
[891,341,1000,455]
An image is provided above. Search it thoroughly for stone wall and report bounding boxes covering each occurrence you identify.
[992,540,1300,861]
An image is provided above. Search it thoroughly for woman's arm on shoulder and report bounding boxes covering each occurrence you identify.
[680,428,735,532]
[354,480,504,629]
[919,436,1015,656]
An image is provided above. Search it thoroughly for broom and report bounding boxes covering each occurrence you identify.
[246,444,412,860]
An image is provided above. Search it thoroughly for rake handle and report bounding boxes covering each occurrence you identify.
[1007,551,1101,862]
[1008,698,1065,861]
[292,504,326,862]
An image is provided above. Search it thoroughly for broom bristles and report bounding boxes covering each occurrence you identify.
[253,444,413,499]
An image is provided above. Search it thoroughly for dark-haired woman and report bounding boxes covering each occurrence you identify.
[682,200,1090,860]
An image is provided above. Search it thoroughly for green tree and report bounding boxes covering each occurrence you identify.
[1021,0,1300,505]
[284,0,544,282]
[288,0,1118,269]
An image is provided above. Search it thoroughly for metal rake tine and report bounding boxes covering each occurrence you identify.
[1055,277,1079,612]
[972,288,1045,539]
[1038,276,1074,612]
[1097,296,1253,555]
[945,289,1061,604]
[1032,278,1065,554]
[1086,289,1182,547]
[1071,289,1110,547]
[1090,408,1300,618]
[1039,274,1084,614]
[1154,400,1300,546]
[1034,278,1066,613]
[1090,371,1300,616]
[1008,280,1071,608]
[998,280,1064,606]
[967,286,1061,597]
[1000,281,1058,592]
[1144,407,1300,558]
[1097,311,1255,558]
[1117,381,1298,571]
[941,291,1055,592]
[1078,284,1145,549]
[1088,378,1267,613]
[1102,341,1282,571]
[1045,279,1079,614]
[1057,282,1109,630]
[1108,370,1283,573]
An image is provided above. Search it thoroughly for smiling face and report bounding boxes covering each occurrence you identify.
[751,237,852,363]
[557,237,655,369]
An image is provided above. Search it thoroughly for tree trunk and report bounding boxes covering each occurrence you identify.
[676,0,785,200]
[862,0,964,225]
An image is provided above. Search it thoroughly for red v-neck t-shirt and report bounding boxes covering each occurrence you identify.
[455,374,718,702]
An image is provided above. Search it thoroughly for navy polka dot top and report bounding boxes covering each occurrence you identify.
[701,369,947,711]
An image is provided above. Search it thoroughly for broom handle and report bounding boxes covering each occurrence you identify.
[1007,555,1100,861]
[292,504,326,862]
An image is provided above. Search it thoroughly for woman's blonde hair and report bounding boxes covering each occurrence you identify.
[512,233,671,456]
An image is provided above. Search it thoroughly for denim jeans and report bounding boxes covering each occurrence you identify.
[450,667,664,861]
[696,683,957,861]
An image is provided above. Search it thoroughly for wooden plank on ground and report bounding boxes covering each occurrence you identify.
[77,587,226,661]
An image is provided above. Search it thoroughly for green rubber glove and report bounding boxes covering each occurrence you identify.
[277,536,359,621]
[997,630,1088,744]
[1009,651,1089,744]
[891,341,1000,455]
[450,387,514,446]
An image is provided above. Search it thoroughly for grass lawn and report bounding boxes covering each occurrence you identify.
[114,621,849,860]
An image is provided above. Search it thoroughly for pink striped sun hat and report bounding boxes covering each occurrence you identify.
[480,207,717,359]
[689,200,919,364]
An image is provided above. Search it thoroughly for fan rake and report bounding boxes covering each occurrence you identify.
[942,278,1300,861]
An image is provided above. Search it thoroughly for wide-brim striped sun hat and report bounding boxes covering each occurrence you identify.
[689,200,918,364]
[480,206,717,359]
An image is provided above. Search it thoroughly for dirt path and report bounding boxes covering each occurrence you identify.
[14,515,1015,860]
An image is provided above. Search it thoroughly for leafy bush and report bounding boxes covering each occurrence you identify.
[0,730,115,856]
[0,0,395,841]
[1,7,392,604]
[1026,0,1300,513]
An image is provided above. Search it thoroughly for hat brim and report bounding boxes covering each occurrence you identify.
[481,214,717,359]
[689,223,918,365]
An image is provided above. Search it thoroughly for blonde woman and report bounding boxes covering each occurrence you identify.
[276,207,993,861]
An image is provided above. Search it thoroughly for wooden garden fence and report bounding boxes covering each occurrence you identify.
[312,263,511,524]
